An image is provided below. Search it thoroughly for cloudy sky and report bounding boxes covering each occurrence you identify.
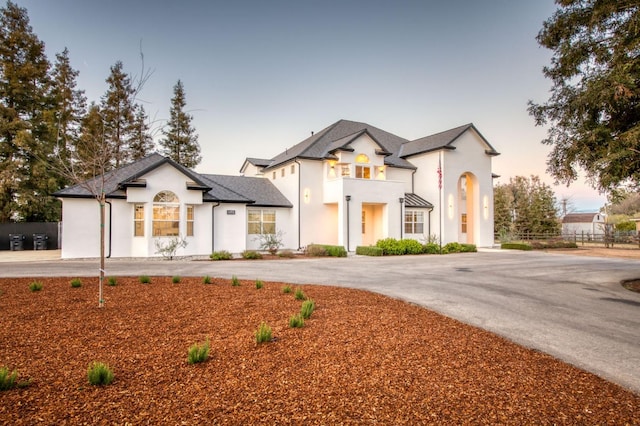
[14,0,606,211]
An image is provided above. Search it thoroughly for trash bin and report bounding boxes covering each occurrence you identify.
[33,233,48,250]
[9,234,25,251]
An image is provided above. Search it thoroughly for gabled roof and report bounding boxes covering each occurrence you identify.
[202,174,293,207]
[240,157,272,173]
[400,123,500,158]
[265,119,416,170]
[54,153,211,199]
[562,213,604,223]
[404,193,433,209]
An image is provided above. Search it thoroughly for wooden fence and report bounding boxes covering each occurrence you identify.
[496,231,640,248]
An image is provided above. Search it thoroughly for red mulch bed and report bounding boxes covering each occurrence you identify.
[0,276,638,424]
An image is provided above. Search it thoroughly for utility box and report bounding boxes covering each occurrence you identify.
[33,233,48,250]
[9,234,25,251]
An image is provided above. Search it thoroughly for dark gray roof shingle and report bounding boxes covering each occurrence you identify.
[202,174,293,207]
[400,123,499,158]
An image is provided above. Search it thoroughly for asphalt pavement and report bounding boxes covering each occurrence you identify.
[1,248,639,394]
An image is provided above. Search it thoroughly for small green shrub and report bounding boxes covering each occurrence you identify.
[442,242,463,254]
[87,361,114,386]
[28,281,43,292]
[278,249,295,258]
[423,242,440,254]
[242,250,263,260]
[355,246,383,256]
[0,366,17,391]
[289,314,304,328]
[282,285,292,294]
[530,240,578,249]
[325,245,347,257]
[501,242,532,251]
[400,239,424,255]
[376,238,404,255]
[305,244,327,256]
[139,275,151,284]
[203,275,212,284]
[187,339,210,364]
[255,280,264,289]
[294,288,306,301]
[231,275,241,286]
[210,250,233,260]
[70,278,82,288]
[255,322,273,343]
[107,277,117,286]
[172,276,181,284]
[460,243,477,253]
[300,299,315,319]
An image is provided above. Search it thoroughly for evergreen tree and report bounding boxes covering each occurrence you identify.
[49,47,86,167]
[129,104,154,161]
[0,1,55,221]
[529,1,640,192]
[101,61,136,169]
[76,103,109,180]
[160,80,200,168]
[494,176,560,236]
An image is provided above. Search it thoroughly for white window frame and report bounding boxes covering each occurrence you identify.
[152,191,180,237]
[247,209,276,235]
[404,210,424,234]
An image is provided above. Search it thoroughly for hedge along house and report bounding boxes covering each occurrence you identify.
[55,119,498,259]
[241,119,499,251]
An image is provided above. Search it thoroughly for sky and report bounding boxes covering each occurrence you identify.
[13,0,607,212]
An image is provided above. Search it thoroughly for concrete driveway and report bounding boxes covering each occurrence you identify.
[1,249,639,394]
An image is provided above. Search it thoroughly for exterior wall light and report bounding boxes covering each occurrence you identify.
[304,188,311,204]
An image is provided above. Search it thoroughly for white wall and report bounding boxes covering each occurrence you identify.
[60,198,102,259]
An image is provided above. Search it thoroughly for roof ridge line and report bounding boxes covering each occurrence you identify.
[297,119,344,158]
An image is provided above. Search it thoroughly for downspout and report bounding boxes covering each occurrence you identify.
[411,169,416,194]
[399,197,405,239]
[345,195,351,251]
[428,206,433,238]
[295,159,301,250]
[106,200,112,258]
[211,202,220,253]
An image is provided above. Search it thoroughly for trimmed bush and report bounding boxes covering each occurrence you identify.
[306,244,347,257]
[294,288,306,300]
[300,299,315,319]
[242,250,263,260]
[376,238,405,255]
[282,285,292,294]
[355,246,383,256]
[530,240,578,249]
[442,242,464,254]
[139,275,151,284]
[28,281,43,292]
[172,276,181,284]
[460,243,477,253]
[400,239,424,255]
[70,278,82,288]
[255,280,264,289]
[255,322,273,343]
[107,277,117,286]
[187,339,210,365]
[231,275,241,286]
[203,275,212,284]
[289,314,304,328]
[0,366,17,391]
[210,250,232,260]
[87,361,114,386]
[501,242,532,251]
[423,242,440,254]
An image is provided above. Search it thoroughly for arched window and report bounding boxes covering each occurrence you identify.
[355,154,371,179]
[153,191,180,236]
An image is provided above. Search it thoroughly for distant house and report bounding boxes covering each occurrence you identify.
[562,213,605,235]
[55,119,499,259]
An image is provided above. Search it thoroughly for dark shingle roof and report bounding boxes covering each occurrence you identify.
[201,174,293,207]
[400,123,499,158]
[53,153,210,199]
[265,119,416,170]
[404,193,433,209]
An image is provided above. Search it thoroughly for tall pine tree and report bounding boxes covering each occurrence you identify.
[0,1,55,221]
[160,80,200,168]
[130,104,154,161]
[101,61,136,169]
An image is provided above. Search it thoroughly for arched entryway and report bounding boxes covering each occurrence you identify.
[457,173,477,244]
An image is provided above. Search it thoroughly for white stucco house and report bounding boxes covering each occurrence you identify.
[55,119,499,258]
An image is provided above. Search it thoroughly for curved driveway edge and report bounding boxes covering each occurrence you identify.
[2,249,639,394]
